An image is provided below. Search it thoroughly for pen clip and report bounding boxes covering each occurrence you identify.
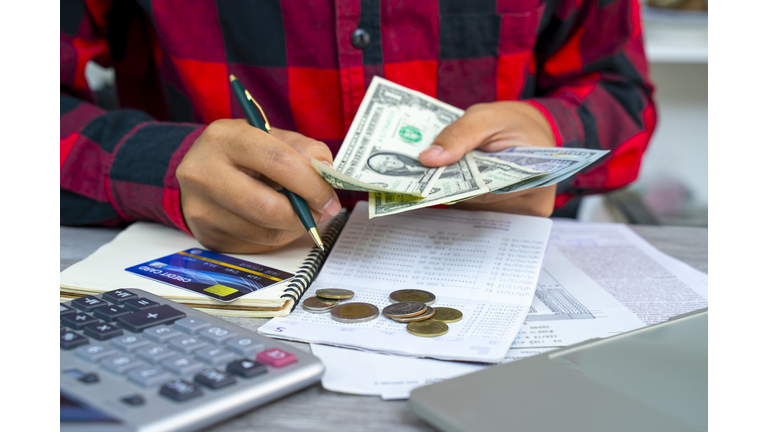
[244,89,272,132]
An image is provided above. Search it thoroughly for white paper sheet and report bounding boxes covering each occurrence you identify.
[258,202,552,362]
[309,220,708,399]
[311,344,556,400]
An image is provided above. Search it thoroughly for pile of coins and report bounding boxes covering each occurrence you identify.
[300,288,462,337]
[386,289,463,338]
[301,289,381,324]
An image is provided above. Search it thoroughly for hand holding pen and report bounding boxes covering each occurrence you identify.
[175,78,341,254]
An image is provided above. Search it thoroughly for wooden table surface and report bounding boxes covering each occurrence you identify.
[60,224,708,432]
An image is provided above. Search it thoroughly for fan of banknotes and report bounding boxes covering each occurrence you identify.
[312,76,608,218]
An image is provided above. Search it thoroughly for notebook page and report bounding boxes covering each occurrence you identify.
[258,201,552,363]
[60,221,317,303]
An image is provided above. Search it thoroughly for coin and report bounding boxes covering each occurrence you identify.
[316,288,355,300]
[382,301,428,318]
[431,307,463,323]
[301,296,339,313]
[406,320,449,337]
[331,302,379,323]
[389,289,436,305]
[389,307,435,323]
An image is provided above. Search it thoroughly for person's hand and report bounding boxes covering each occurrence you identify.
[418,101,557,217]
[176,119,341,253]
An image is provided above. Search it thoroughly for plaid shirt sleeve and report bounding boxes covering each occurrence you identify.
[60,0,200,234]
[525,0,657,207]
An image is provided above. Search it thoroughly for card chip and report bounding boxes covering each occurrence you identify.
[204,285,239,296]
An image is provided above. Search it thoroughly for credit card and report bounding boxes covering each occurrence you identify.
[125,248,295,302]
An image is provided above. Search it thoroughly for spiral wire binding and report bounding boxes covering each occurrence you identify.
[280,208,349,310]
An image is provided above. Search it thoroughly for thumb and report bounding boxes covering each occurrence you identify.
[418,108,495,167]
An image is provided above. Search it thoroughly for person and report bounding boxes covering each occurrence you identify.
[367,153,429,177]
[60,0,656,254]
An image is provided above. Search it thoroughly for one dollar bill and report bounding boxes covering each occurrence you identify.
[316,76,481,198]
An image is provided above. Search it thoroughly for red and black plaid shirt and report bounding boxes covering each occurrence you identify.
[61,0,656,234]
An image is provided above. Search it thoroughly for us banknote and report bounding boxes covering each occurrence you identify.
[479,147,609,194]
[314,76,482,198]
[369,152,489,217]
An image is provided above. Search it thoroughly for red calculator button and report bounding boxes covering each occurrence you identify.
[256,348,296,368]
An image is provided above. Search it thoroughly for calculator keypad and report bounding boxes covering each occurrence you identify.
[61,289,317,415]
[61,312,99,330]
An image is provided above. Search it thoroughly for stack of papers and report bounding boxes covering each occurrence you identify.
[258,202,553,363]
[308,220,708,399]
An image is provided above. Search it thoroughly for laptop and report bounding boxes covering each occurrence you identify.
[409,308,707,432]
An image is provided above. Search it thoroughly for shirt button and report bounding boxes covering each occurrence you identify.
[351,28,371,49]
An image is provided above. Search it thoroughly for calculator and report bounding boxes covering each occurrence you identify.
[60,288,324,432]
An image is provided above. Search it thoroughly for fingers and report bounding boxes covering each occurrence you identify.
[215,120,341,216]
[270,128,334,165]
[419,101,557,167]
[419,104,499,167]
[185,201,308,254]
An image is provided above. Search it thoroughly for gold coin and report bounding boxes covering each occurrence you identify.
[316,288,355,300]
[406,320,449,337]
[301,296,339,313]
[431,307,463,323]
[389,289,436,306]
[389,307,435,323]
[382,301,428,318]
[330,302,379,323]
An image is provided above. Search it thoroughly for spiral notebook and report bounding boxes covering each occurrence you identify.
[59,209,349,317]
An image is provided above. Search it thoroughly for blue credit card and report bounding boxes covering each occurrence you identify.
[125,248,295,302]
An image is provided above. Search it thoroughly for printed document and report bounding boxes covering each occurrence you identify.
[309,220,708,398]
[258,201,552,363]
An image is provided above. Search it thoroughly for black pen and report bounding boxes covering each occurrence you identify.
[229,75,325,251]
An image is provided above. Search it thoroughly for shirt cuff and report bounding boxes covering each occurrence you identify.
[522,98,583,148]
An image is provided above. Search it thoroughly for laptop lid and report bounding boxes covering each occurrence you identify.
[410,308,707,432]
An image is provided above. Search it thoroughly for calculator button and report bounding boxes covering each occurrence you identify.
[174,317,211,335]
[226,359,268,378]
[194,369,236,390]
[102,289,138,304]
[199,327,236,345]
[123,298,160,312]
[225,337,265,357]
[76,344,117,363]
[79,372,100,384]
[121,394,145,406]
[83,322,124,341]
[60,304,76,316]
[256,348,296,368]
[116,305,186,333]
[61,330,89,350]
[161,356,206,376]
[194,346,237,366]
[61,312,98,330]
[72,296,109,312]
[127,366,174,388]
[159,379,203,402]
[136,344,176,364]
[168,336,209,354]
[111,335,150,352]
[100,354,144,375]
[93,305,130,322]
[143,325,181,343]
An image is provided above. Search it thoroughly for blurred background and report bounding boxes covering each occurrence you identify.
[84,0,708,228]
[579,0,708,227]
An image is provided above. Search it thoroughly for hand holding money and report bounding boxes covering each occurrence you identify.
[417,101,558,216]
[314,77,608,218]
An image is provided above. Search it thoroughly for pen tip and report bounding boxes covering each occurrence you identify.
[229,74,237,82]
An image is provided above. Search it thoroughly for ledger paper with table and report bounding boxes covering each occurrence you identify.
[312,220,709,399]
[258,201,552,363]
